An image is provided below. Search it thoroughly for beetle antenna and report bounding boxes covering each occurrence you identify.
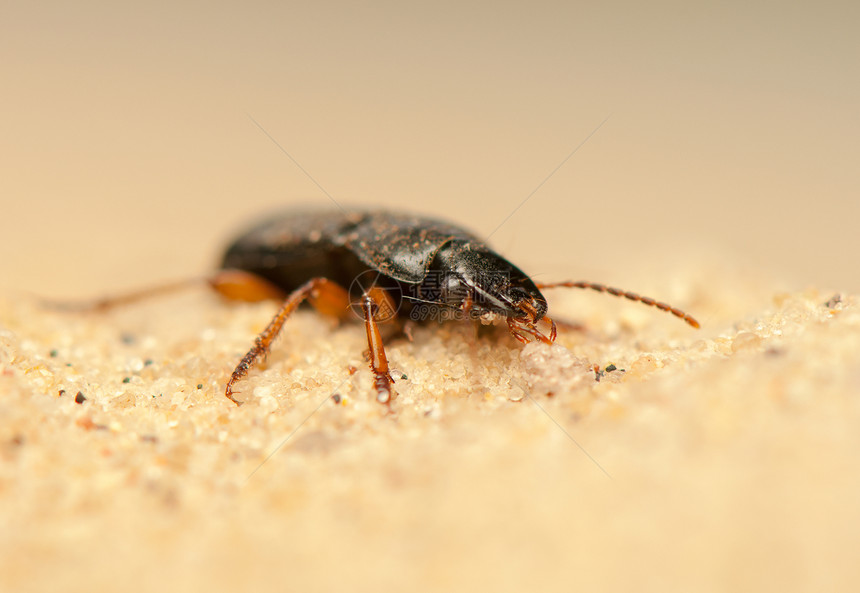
[536,281,700,328]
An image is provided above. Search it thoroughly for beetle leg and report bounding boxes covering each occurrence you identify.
[361,292,397,405]
[47,269,288,313]
[506,319,531,344]
[43,277,209,312]
[307,279,353,322]
[360,286,399,324]
[461,292,474,319]
[506,316,554,345]
[543,315,558,342]
[552,318,585,333]
[401,320,416,342]
[210,269,287,302]
[225,277,348,405]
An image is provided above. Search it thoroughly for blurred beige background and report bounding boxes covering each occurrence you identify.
[2,4,859,592]
[2,1,857,297]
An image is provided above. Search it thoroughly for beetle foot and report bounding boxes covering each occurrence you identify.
[374,372,395,404]
[224,380,245,406]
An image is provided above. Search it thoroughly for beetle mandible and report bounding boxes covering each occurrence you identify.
[207,208,699,405]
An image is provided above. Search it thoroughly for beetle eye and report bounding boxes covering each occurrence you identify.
[507,287,531,307]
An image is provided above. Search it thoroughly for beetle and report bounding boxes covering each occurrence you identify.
[204,208,699,405]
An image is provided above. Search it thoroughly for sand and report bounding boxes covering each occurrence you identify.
[1,271,858,592]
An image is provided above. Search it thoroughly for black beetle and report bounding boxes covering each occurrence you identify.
[207,208,699,405]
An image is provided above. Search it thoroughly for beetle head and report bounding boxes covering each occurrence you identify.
[435,243,556,344]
